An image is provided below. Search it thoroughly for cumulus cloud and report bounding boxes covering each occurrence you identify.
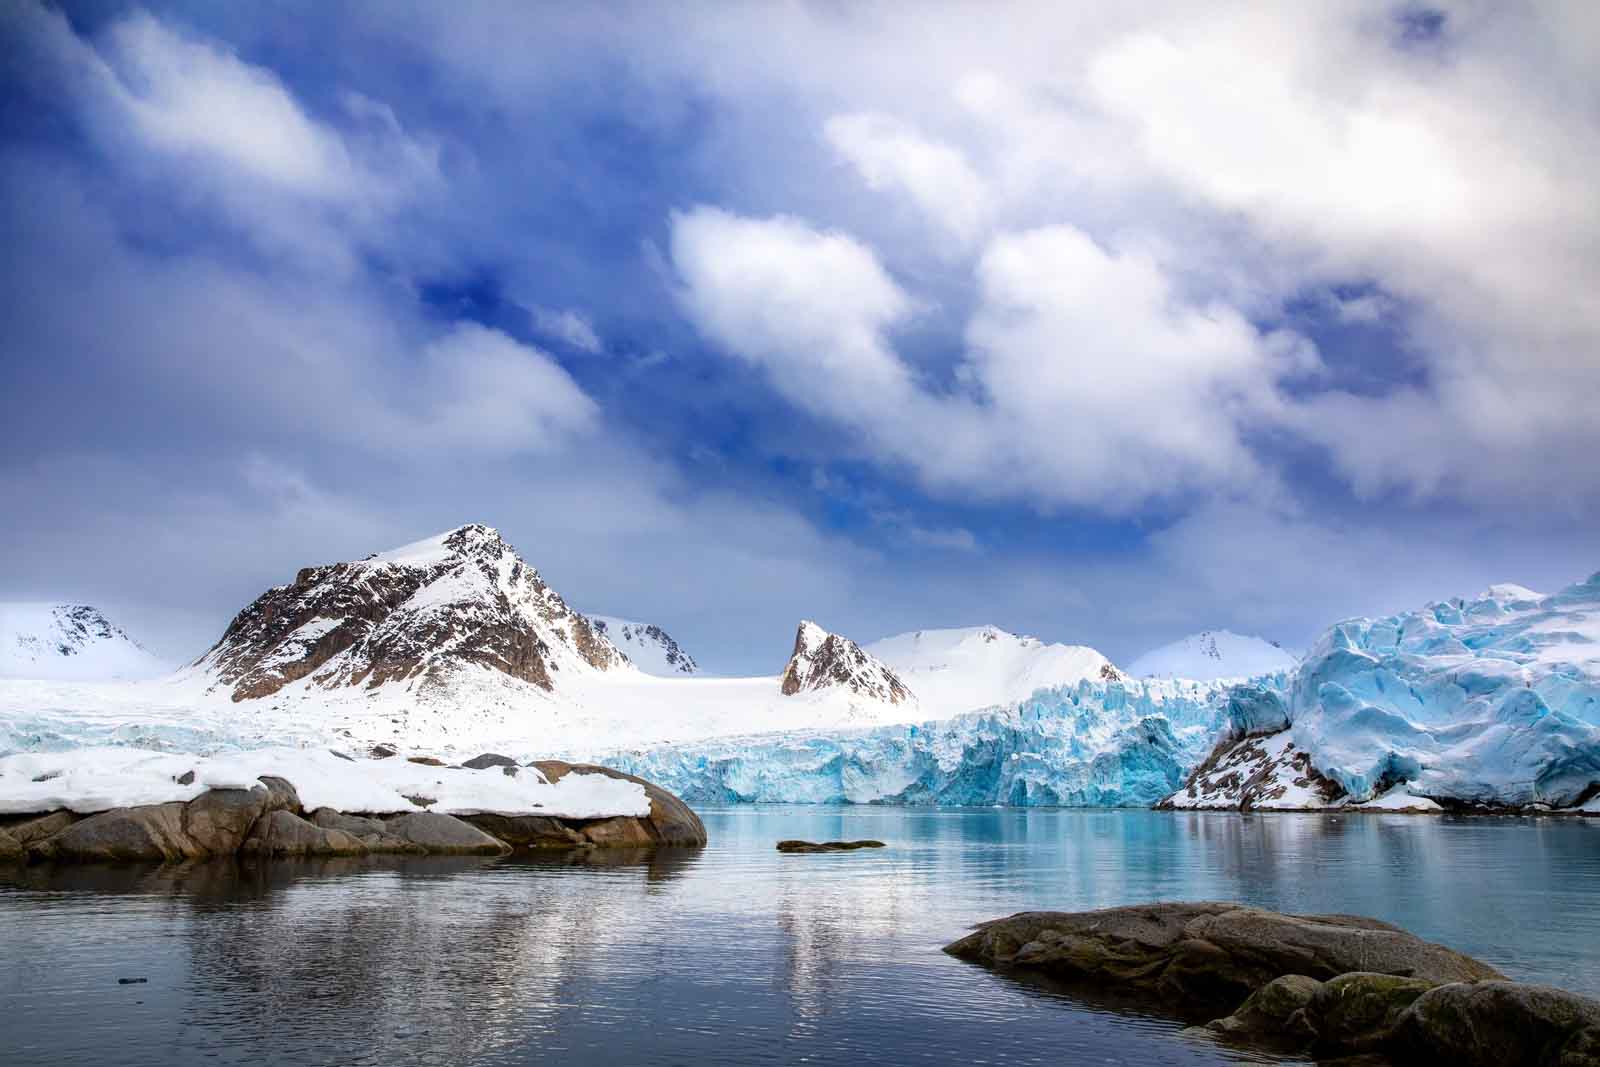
[670,206,1314,510]
[823,113,992,248]
[415,324,596,452]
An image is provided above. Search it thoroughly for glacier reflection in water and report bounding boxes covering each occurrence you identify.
[1,808,1596,1067]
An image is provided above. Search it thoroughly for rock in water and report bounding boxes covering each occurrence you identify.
[944,902,1502,1018]
[775,840,887,853]
[381,813,511,855]
[1392,981,1600,1066]
[240,810,367,857]
[531,761,706,846]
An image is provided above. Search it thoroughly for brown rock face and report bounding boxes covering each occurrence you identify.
[779,620,914,704]
[1392,981,1600,1067]
[195,524,628,702]
[459,813,587,849]
[240,810,367,857]
[532,761,708,847]
[944,902,1503,1019]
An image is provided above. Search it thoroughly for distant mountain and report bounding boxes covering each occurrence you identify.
[1128,629,1297,681]
[0,603,167,681]
[780,621,913,705]
[866,625,1120,718]
[588,616,699,676]
[196,524,630,702]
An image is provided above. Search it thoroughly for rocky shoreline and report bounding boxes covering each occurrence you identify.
[0,756,705,864]
[945,902,1600,1065]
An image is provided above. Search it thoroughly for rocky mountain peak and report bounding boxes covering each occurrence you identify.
[780,620,914,704]
[198,525,629,702]
[0,602,167,681]
[588,616,700,675]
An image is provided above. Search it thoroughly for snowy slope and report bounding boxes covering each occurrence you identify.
[865,625,1120,718]
[0,604,167,681]
[1128,629,1297,681]
[588,616,699,675]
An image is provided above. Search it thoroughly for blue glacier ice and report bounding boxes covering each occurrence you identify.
[608,572,1600,810]
[607,677,1247,807]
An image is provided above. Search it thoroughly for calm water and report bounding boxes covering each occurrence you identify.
[2,808,1597,1066]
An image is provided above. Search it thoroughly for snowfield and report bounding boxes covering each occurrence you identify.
[0,603,168,681]
[0,746,649,819]
[1128,629,1298,682]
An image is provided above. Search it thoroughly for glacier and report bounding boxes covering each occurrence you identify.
[607,677,1247,807]
[610,572,1600,811]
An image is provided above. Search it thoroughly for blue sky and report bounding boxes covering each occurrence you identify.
[3,2,1598,673]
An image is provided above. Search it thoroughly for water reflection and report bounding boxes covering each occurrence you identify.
[1,810,1595,1067]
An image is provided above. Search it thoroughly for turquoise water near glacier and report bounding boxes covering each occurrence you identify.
[2,807,1596,1066]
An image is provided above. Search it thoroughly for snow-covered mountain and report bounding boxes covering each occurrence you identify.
[196,524,629,702]
[781,621,913,704]
[588,616,699,676]
[1128,629,1297,681]
[0,603,167,681]
[865,625,1120,718]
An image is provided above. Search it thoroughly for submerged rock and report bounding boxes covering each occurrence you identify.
[1302,971,1435,1053]
[944,902,1502,1018]
[775,840,887,853]
[1199,973,1322,1042]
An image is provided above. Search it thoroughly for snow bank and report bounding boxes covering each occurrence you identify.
[0,747,649,819]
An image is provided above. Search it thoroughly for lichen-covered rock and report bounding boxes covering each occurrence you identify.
[532,760,706,846]
[944,903,1502,1018]
[459,813,586,849]
[382,812,510,855]
[240,810,367,857]
[1393,981,1600,1067]
[1203,973,1322,1041]
[1303,971,1434,1053]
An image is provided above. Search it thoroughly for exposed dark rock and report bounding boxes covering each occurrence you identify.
[29,803,198,863]
[0,829,20,862]
[308,808,425,853]
[459,813,586,849]
[176,770,195,785]
[532,760,707,846]
[0,810,79,846]
[944,903,1502,1019]
[1392,981,1600,1067]
[1198,973,1322,1042]
[406,756,448,767]
[240,810,366,857]
[460,753,517,770]
[255,776,302,815]
[381,812,510,855]
[574,816,656,847]
[369,745,397,759]
[779,620,913,704]
[776,839,887,853]
[1303,971,1434,1053]
[183,787,272,854]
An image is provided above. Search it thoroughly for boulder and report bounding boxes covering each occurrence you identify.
[0,810,79,847]
[406,756,449,767]
[381,812,511,855]
[531,760,706,846]
[459,813,586,849]
[1302,971,1434,1053]
[1202,973,1322,1042]
[461,753,518,771]
[183,788,271,854]
[308,808,424,854]
[944,903,1502,1018]
[1393,981,1600,1067]
[30,802,199,863]
[776,839,887,853]
[256,776,302,815]
[240,810,367,857]
[0,829,20,863]
[576,816,656,848]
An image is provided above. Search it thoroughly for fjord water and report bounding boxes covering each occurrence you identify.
[2,809,1596,1067]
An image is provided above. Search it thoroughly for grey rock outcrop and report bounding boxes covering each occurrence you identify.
[241,810,367,857]
[1392,981,1600,1066]
[381,812,511,855]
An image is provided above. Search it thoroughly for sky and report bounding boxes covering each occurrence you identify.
[2,1,1598,674]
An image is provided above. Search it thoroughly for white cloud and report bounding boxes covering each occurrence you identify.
[824,113,992,248]
[415,323,597,452]
[531,307,603,354]
[670,206,1313,511]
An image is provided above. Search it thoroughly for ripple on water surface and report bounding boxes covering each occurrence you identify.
[2,807,1597,1066]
